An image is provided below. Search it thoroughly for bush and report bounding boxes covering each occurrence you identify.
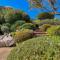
[10,21,25,32]
[39,19,60,25]
[54,27,60,35]
[4,10,23,24]
[22,13,31,23]
[0,14,5,24]
[33,20,41,25]
[15,20,25,26]
[2,23,11,27]
[1,25,10,33]
[20,23,35,30]
[47,25,60,35]
[4,10,31,24]
[41,24,51,31]
[7,36,60,60]
[0,25,3,35]
[38,12,54,19]
[10,24,17,32]
[11,29,33,43]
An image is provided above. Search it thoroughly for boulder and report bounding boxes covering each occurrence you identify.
[0,34,15,47]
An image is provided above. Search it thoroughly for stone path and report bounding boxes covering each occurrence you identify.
[0,47,13,60]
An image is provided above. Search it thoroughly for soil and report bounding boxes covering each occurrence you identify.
[0,47,13,60]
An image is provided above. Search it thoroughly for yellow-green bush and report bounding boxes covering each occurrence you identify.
[39,19,60,25]
[41,24,51,31]
[7,36,60,60]
[33,20,41,25]
[54,27,60,35]
[11,29,33,43]
[47,25,60,35]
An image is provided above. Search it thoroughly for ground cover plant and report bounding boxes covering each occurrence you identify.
[11,29,33,43]
[7,36,60,60]
[47,25,60,35]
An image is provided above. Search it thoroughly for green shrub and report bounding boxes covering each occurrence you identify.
[33,20,41,25]
[39,19,60,25]
[4,10,31,24]
[15,20,25,26]
[0,24,3,35]
[10,24,17,32]
[20,23,35,30]
[47,25,60,35]
[2,23,11,27]
[1,25,10,33]
[0,14,5,24]
[4,11,23,24]
[11,29,33,43]
[22,13,31,23]
[7,36,60,60]
[38,12,54,19]
[10,21,25,32]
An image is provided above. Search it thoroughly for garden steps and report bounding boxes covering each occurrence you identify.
[33,31,49,36]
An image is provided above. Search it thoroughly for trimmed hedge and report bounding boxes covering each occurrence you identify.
[39,19,60,25]
[7,36,60,60]
[47,25,60,35]
[11,29,33,43]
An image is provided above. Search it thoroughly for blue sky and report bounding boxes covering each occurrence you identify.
[0,0,60,19]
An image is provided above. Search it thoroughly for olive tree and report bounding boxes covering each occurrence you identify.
[27,0,60,16]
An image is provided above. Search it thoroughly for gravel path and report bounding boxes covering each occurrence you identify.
[0,47,13,60]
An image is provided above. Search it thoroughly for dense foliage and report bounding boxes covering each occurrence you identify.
[20,23,35,30]
[38,12,54,19]
[11,29,33,43]
[1,25,10,33]
[7,36,60,60]
[54,27,60,35]
[39,19,60,25]
[41,24,51,31]
[22,13,31,23]
[10,20,25,32]
[47,25,60,35]
[0,13,5,24]
[4,11,23,24]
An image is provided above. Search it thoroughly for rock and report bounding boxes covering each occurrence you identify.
[0,34,15,47]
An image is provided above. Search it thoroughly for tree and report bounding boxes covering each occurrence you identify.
[27,0,60,15]
[4,10,23,24]
[22,13,31,23]
[4,10,31,24]
[38,12,54,19]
